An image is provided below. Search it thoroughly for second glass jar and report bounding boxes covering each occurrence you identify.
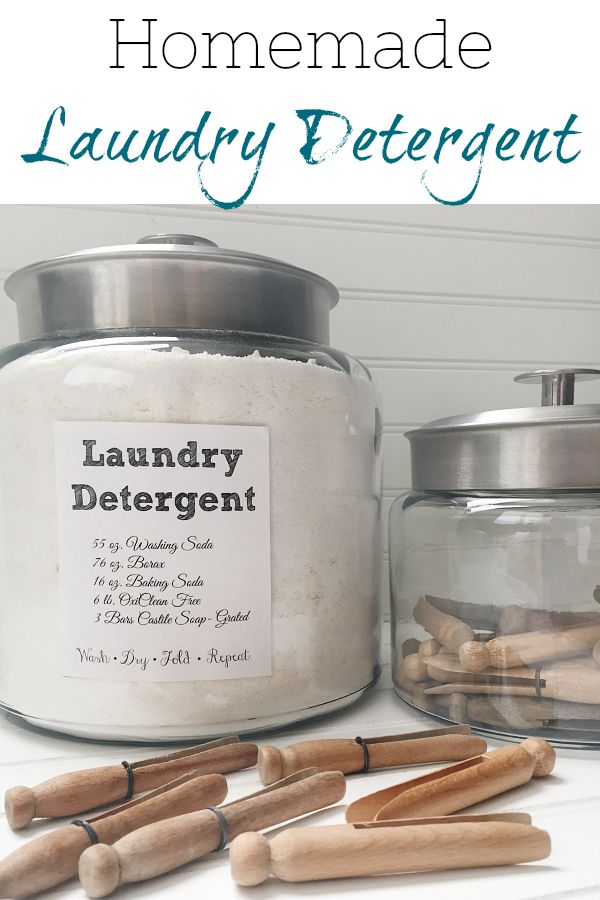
[391,369,600,748]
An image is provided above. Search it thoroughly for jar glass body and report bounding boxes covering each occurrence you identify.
[390,490,600,747]
[0,330,381,740]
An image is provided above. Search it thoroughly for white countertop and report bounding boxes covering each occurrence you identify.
[1,668,599,900]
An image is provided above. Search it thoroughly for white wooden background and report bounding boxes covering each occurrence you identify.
[1,204,599,609]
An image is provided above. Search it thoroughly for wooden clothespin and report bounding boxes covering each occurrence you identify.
[5,736,257,829]
[459,622,600,672]
[0,772,227,898]
[425,654,600,704]
[436,691,600,729]
[345,737,555,823]
[78,769,346,897]
[229,813,551,885]
[413,596,476,651]
[499,604,600,635]
[258,725,486,785]
[423,594,504,633]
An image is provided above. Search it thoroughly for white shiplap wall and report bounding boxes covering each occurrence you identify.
[1,204,599,608]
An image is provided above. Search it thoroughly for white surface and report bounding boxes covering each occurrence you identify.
[1,203,600,613]
[0,666,599,899]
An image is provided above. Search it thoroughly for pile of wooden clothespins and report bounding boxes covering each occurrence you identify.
[397,595,600,732]
[1,725,555,896]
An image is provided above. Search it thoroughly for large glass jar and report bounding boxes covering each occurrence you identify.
[0,235,381,740]
[390,370,600,748]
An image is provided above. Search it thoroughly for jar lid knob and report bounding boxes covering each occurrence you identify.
[514,368,600,406]
[136,234,218,247]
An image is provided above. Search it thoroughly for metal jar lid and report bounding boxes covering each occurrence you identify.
[4,234,338,344]
[406,369,600,491]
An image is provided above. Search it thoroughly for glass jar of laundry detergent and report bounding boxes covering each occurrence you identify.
[391,370,600,748]
[0,234,381,740]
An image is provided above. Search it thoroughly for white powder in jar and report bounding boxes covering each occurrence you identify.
[0,342,380,739]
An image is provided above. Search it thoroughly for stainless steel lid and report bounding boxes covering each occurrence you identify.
[406,369,600,491]
[4,234,338,343]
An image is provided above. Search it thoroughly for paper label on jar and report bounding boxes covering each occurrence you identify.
[54,421,271,681]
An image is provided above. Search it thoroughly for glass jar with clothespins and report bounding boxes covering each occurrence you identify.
[390,369,600,747]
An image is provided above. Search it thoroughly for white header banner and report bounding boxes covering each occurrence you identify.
[1,1,597,207]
